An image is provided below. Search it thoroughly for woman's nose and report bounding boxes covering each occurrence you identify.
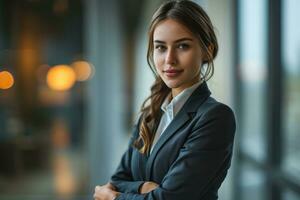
[165,49,177,65]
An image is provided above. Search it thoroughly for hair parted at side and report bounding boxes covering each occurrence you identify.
[134,0,219,154]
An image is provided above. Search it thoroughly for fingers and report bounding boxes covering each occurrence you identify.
[93,184,117,200]
[106,182,116,190]
[94,183,114,192]
[94,185,100,199]
[140,181,159,194]
[95,185,101,190]
[150,181,159,187]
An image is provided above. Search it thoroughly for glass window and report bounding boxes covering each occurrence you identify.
[282,188,300,200]
[0,1,89,199]
[240,162,267,200]
[238,0,268,161]
[282,0,300,181]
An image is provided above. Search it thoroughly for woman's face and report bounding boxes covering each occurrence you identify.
[153,19,204,97]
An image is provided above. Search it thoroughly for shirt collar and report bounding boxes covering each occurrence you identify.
[161,80,203,118]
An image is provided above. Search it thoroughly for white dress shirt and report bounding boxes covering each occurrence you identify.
[150,81,203,154]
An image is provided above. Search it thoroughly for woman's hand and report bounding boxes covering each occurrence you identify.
[139,181,159,194]
[93,183,120,200]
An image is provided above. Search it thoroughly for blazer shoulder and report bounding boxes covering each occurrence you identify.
[197,97,234,117]
[186,97,236,150]
[192,97,236,136]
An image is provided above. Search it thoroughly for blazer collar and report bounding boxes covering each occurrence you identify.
[145,81,211,180]
[183,81,211,113]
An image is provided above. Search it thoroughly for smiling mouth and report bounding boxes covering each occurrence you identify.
[163,69,183,77]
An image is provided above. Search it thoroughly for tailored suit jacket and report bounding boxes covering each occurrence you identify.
[111,82,236,200]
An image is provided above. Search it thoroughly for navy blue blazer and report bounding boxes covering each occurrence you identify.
[111,82,236,200]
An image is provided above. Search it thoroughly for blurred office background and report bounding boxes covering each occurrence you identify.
[0,0,299,199]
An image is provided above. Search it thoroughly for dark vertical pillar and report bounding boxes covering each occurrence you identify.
[232,0,242,199]
[0,0,4,136]
[267,0,283,199]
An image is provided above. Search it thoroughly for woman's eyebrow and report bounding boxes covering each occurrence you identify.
[154,37,193,44]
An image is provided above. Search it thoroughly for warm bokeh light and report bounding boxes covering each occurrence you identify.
[53,154,76,196]
[0,70,14,89]
[71,61,94,81]
[51,118,70,148]
[47,65,76,91]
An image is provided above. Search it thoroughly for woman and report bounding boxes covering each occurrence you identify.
[94,0,236,199]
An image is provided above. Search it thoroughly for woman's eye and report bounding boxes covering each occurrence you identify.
[178,43,190,50]
[155,45,166,52]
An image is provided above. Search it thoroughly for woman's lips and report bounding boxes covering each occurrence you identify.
[163,69,183,77]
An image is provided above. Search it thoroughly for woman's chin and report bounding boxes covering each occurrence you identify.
[165,82,181,89]
[162,76,180,85]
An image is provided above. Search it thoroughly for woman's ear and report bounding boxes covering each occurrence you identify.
[204,44,214,61]
[208,44,214,56]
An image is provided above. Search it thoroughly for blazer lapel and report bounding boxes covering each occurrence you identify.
[145,82,211,180]
[145,110,190,180]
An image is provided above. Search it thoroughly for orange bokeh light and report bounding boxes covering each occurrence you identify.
[47,65,76,91]
[0,71,14,89]
[72,61,94,81]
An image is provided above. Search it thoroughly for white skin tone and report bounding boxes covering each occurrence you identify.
[93,183,119,200]
[93,18,205,200]
[153,18,204,98]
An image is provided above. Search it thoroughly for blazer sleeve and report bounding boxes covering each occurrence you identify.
[110,117,145,194]
[115,104,236,200]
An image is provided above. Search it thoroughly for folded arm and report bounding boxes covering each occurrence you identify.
[114,104,236,200]
[110,118,145,194]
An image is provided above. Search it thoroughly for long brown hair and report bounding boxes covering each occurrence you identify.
[134,0,219,154]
